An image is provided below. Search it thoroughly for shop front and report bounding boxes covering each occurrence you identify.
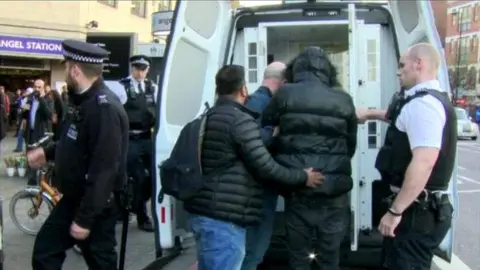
[0,35,65,91]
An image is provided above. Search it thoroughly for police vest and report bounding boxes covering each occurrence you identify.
[120,78,156,131]
[374,89,457,191]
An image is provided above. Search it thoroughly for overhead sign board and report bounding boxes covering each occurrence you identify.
[152,11,174,35]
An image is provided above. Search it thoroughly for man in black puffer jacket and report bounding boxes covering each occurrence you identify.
[184,65,324,270]
[262,47,358,270]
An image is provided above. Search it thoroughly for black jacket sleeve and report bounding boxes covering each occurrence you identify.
[233,114,307,187]
[261,86,288,127]
[37,97,53,121]
[74,103,123,230]
[346,97,358,158]
[42,141,56,161]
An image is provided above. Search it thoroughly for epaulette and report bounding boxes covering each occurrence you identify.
[119,77,131,85]
[97,94,109,105]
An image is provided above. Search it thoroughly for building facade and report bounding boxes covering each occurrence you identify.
[0,0,175,91]
[444,1,480,101]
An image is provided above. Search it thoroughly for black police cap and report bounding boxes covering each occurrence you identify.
[62,39,110,64]
[129,54,151,67]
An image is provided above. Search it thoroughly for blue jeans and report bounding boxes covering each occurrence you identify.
[241,191,278,270]
[15,129,24,151]
[189,214,246,270]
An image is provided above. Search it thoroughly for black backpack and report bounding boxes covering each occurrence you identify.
[159,102,211,201]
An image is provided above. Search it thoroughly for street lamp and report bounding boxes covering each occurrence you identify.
[452,10,465,103]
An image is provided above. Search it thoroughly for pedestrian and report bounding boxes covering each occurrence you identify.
[357,43,457,270]
[118,55,157,232]
[22,79,53,185]
[0,87,7,148]
[185,64,324,270]
[28,39,129,270]
[261,46,358,270]
[241,61,287,270]
[13,88,33,153]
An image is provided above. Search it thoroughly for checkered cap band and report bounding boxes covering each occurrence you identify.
[64,50,104,64]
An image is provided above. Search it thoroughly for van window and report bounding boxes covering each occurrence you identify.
[165,41,208,126]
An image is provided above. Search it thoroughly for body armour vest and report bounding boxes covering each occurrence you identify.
[374,89,457,191]
[120,78,156,130]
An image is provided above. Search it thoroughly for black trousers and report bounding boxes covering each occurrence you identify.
[382,198,453,270]
[127,136,153,223]
[32,198,119,270]
[285,196,349,270]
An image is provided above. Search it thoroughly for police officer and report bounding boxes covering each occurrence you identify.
[357,43,457,270]
[119,54,157,232]
[28,39,129,270]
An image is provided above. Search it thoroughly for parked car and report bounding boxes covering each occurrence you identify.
[456,107,478,140]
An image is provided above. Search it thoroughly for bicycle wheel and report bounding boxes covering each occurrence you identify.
[10,189,54,236]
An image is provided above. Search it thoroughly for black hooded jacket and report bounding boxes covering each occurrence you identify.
[184,97,307,226]
[262,47,358,199]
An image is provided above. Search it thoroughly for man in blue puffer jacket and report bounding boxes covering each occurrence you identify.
[241,61,287,270]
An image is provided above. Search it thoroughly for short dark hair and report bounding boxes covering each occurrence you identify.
[75,62,103,78]
[215,65,246,96]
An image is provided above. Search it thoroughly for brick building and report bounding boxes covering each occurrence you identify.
[444,1,480,100]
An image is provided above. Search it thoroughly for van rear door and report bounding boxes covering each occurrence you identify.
[387,0,456,263]
[153,0,233,251]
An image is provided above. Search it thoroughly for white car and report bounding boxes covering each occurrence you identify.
[456,107,478,140]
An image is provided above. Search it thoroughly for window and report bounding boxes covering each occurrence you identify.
[452,11,457,26]
[131,0,147,17]
[459,37,469,64]
[156,0,175,11]
[247,43,258,83]
[457,7,471,32]
[471,36,478,53]
[98,0,117,7]
[474,4,479,21]
[455,108,468,120]
[367,39,378,81]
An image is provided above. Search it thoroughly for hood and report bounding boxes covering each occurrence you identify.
[291,46,336,86]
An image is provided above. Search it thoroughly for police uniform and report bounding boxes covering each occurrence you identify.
[375,80,457,270]
[32,39,129,270]
[119,54,157,232]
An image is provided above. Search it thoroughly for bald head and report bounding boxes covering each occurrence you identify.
[407,43,441,72]
[33,79,45,94]
[262,61,286,94]
[263,61,286,80]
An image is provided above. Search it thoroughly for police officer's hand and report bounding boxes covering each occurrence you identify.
[26,148,46,169]
[356,108,369,124]
[378,211,402,238]
[70,222,90,240]
[304,168,324,188]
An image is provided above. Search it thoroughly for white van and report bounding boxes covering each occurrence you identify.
[150,0,458,268]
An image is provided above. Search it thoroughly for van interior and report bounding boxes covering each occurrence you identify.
[266,24,349,90]
[227,13,400,267]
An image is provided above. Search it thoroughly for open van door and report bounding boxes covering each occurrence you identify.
[387,0,456,263]
[348,3,360,252]
[152,0,233,254]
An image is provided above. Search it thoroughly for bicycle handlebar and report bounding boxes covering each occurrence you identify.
[28,132,54,149]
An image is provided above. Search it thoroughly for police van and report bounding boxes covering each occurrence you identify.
[149,0,458,268]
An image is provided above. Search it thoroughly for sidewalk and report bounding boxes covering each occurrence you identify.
[0,133,157,270]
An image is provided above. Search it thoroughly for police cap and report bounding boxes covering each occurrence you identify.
[130,54,151,68]
[62,39,110,64]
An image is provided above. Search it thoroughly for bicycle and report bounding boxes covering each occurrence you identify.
[9,133,61,235]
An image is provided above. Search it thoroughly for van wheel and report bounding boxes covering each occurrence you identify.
[472,136,477,140]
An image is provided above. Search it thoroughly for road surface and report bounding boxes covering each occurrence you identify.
[1,135,479,270]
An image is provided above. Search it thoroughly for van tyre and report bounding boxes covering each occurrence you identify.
[471,136,477,140]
